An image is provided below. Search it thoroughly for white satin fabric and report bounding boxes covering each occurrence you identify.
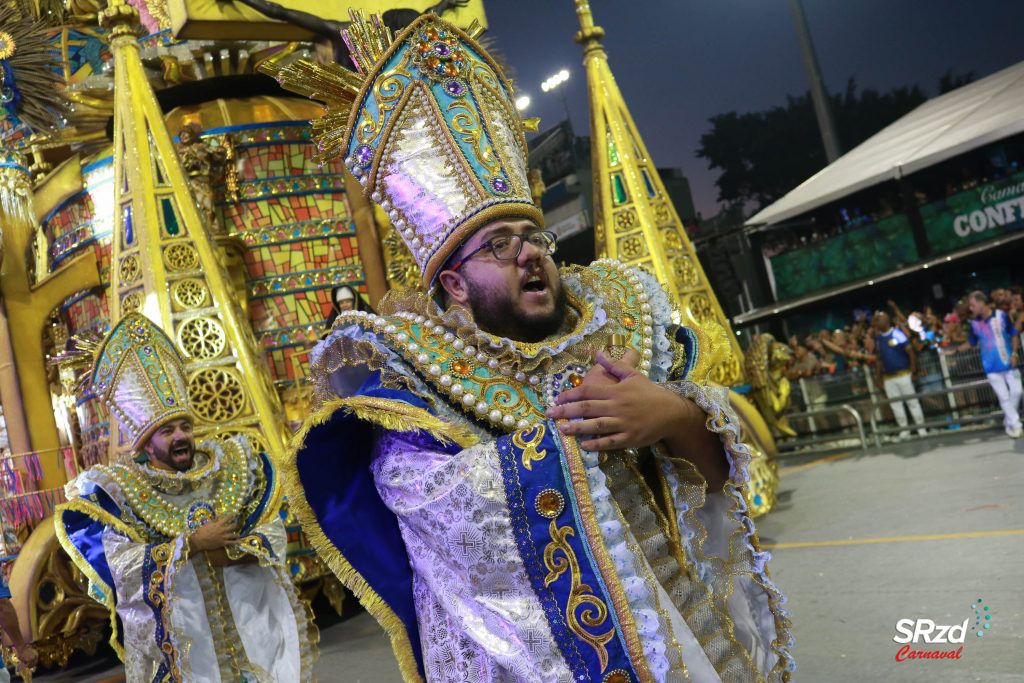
[104,516,304,683]
[92,442,312,682]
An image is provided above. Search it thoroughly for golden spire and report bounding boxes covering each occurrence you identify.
[574,1,744,384]
[99,0,286,459]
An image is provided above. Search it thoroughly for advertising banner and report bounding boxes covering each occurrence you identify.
[922,171,1024,255]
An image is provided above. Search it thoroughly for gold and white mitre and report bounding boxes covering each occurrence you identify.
[262,11,543,286]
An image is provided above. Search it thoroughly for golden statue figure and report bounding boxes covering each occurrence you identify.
[175,122,228,233]
[745,333,797,437]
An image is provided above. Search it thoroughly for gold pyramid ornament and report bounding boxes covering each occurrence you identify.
[100,0,285,459]
[574,0,744,385]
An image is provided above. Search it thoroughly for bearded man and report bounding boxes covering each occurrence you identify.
[57,313,317,682]
[269,12,794,683]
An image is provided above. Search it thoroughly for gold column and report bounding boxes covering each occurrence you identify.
[344,171,388,309]
[0,149,100,488]
[574,1,744,385]
[101,0,286,460]
[0,299,30,456]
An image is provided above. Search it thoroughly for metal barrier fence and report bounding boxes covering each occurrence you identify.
[779,347,1007,453]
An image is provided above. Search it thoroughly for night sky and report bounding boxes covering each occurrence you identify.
[486,0,1024,218]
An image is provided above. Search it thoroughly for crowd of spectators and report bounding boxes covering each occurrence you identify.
[783,286,1024,381]
[783,286,1024,438]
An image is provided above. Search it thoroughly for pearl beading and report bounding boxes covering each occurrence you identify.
[330,261,656,433]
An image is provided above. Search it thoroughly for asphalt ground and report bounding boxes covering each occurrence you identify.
[756,429,1024,683]
[33,429,1024,682]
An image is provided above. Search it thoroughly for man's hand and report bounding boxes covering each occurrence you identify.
[188,516,239,553]
[545,351,688,451]
[546,352,730,490]
[578,348,640,389]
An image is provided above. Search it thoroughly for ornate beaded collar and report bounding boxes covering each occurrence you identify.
[98,440,250,539]
[135,449,218,496]
[329,260,659,432]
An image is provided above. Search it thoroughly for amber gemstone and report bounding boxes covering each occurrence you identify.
[443,64,459,77]
[622,315,637,329]
[568,373,583,387]
[535,490,564,518]
[416,42,432,54]
[425,27,439,40]
[604,673,629,683]
[451,359,471,376]
[425,56,441,69]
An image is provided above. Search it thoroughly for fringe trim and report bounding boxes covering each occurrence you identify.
[53,503,126,660]
[661,381,796,681]
[289,395,479,453]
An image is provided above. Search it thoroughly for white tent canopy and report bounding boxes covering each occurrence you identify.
[746,60,1024,227]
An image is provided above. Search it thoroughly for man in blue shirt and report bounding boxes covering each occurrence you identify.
[966,290,1022,438]
[872,312,927,438]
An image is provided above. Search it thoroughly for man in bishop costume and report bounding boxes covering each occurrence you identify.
[269,12,795,683]
[56,313,318,682]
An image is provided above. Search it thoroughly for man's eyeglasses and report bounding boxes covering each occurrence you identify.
[448,231,558,271]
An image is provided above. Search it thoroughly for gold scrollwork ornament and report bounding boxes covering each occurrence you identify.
[512,424,547,470]
[542,520,615,671]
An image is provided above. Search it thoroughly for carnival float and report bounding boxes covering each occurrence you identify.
[0,0,784,670]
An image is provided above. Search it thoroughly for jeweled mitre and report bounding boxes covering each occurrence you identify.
[89,313,191,451]
[262,11,543,286]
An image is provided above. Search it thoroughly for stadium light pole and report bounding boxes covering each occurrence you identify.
[541,69,573,127]
[788,0,841,162]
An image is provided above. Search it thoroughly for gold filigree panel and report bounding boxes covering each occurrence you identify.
[684,292,715,325]
[660,227,683,254]
[118,254,140,283]
[711,355,743,386]
[164,243,199,271]
[653,202,672,225]
[189,366,247,422]
[379,217,419,291]
[121,290,143,313]
[616,234,647,260]
[177,316,227,360]
[671,254,700,289]
[171,278,209,310]
[613,207,638,233]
